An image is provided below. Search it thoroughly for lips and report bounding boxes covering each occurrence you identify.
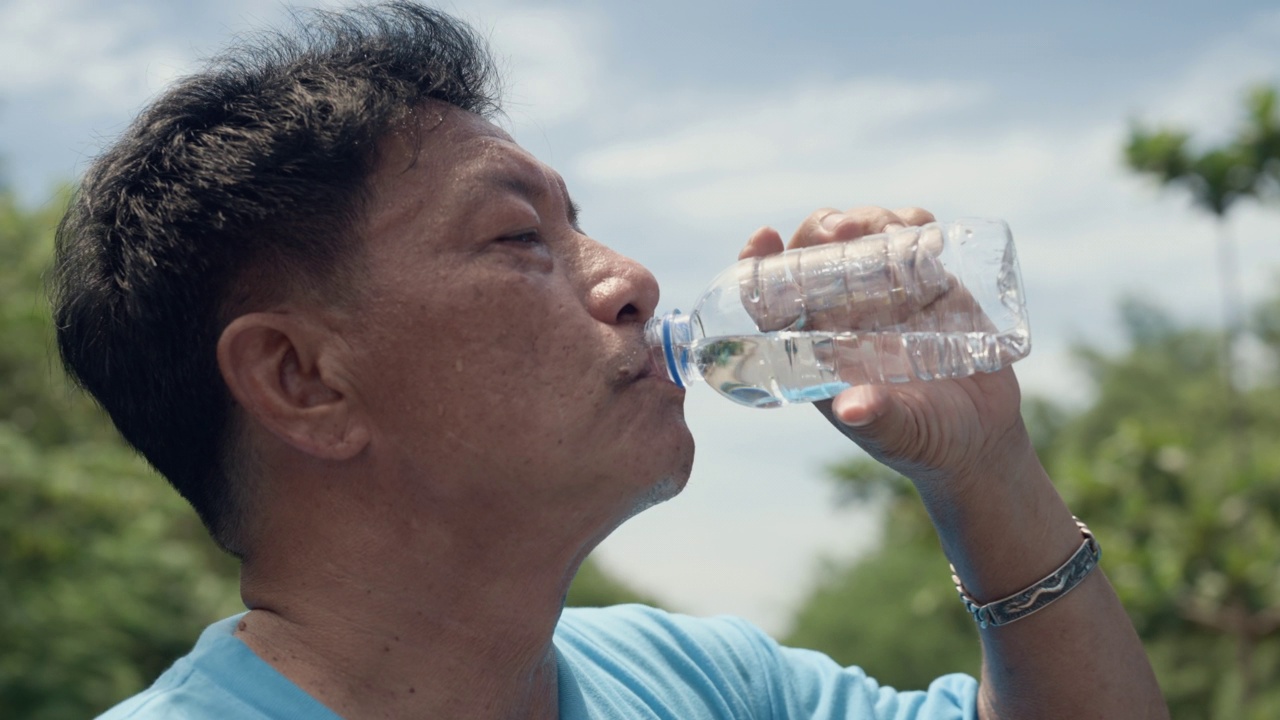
[616,351,672,388]
[616,336,680,389]
[626,360,661,386]
[634,361,681,390]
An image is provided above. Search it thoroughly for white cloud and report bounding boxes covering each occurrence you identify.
[564,10,1280,337]
[577,78,991,184]
[0,0,189,118]
[1125,7,1280,139]
[468,4,606,128]
[648,128,1074,225]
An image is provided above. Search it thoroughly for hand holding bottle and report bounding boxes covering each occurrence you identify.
[741,208,1169,720]
[739,222,952,333]
[738,206,1032,492]
[645,208,1029,409]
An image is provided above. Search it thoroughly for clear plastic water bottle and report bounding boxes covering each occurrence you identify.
[644,218,1031,408]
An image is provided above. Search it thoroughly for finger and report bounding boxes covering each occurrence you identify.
[891,206,937,227]
[786,207,843,250]
[818,384,916,465]
[828,384,891,428]
[737,226,795,330]
[789,205,904,251]
[739,226,785,260]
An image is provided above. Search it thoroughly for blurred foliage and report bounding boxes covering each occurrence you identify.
[1051,298,1280,719]
[1,429,244,719]
[787,296,1280,718]
[788,86,1280,714]
[0,188,243,719]
[785,457,982,688]
[0,187,655,718]
[1125,126,1256,217]
[1125,83,1279,217]
[1124,83,1280,445]
[566,557,662,608]
[1241,85,1280,200]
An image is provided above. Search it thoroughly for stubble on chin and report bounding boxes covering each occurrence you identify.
[622,474,684,523]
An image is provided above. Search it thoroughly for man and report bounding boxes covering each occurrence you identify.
[52,2,1168,718]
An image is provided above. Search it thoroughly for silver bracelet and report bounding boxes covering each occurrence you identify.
[951,517,1101,629]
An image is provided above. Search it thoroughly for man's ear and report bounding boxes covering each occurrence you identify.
[217,312,369,460]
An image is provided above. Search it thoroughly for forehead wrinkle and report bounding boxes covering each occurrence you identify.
[492,168,549,203]
[365,113,580,258]
[468,146,575,214]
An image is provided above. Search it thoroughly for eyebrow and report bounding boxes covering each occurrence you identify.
[560,180,583,230]
[490,167,582,230]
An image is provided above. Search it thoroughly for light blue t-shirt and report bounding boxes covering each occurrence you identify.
[99,605,978,719]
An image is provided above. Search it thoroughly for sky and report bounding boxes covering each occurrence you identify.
[3,0,1280,635]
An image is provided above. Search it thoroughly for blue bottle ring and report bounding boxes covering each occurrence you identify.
[661,312,685,389]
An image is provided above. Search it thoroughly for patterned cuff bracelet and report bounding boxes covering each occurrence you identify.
[950,517,1101,629]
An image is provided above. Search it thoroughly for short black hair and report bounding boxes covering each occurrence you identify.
[50,2,501,557]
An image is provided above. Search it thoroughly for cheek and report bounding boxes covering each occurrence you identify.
[355,266,616,451]
[415,290,602,416]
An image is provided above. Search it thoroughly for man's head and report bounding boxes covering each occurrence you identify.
[51,2,501,557]
[52,2,693,562]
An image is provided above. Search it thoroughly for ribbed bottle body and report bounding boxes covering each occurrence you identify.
[646,218,1030,408]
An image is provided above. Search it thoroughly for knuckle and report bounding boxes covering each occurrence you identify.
[833,206,897,237]
[892,206,937,225]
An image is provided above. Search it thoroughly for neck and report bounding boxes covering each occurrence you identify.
[235,505,599,720]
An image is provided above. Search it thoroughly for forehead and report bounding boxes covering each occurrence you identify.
[355,105,574,269]
[367,106,563,222]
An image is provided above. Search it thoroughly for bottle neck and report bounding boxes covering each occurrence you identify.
[643,311,695,389]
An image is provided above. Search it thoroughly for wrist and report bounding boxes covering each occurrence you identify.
[952,517,1101,627]
[911,419,1041,509]
[916,440,1084,604]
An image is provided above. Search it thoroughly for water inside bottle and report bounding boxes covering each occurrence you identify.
[690,327,1029,408]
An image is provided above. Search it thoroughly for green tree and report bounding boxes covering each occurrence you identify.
[1119,83,1280,717]
[784,460,980,688]
[0,188,244,719]
[786,297,1280,718]
[1124,82,1280,472]
[1240,86,1280,199]
[566,557,662,608]
[1050,298,1280,718]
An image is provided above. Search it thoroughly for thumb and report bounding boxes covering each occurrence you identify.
[829,384,892,427]
[820,385,914,462]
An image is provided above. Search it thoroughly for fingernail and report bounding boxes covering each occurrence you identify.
[837,403,876,427]
[883,222,906,233]
[838,412,874,428]
[832,395,874,427]
[820,213,844,231]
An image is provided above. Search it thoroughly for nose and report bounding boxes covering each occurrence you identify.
[584,241,661,326]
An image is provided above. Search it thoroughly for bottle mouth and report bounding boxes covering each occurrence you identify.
[643,311,688,389]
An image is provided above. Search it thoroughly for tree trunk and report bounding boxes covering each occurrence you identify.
[1216,217,1250,475]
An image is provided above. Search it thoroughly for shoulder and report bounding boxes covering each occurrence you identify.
[96,618,240,720]
[557,604,773,675]
[556,605,978,720]
[558,603,767,647]
[96,615,341,720]
[555,605,780,717]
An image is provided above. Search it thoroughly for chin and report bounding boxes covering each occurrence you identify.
[621,474,685,523]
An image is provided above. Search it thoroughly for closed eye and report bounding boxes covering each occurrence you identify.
[501,230,544,246]
[495,230,553,267]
